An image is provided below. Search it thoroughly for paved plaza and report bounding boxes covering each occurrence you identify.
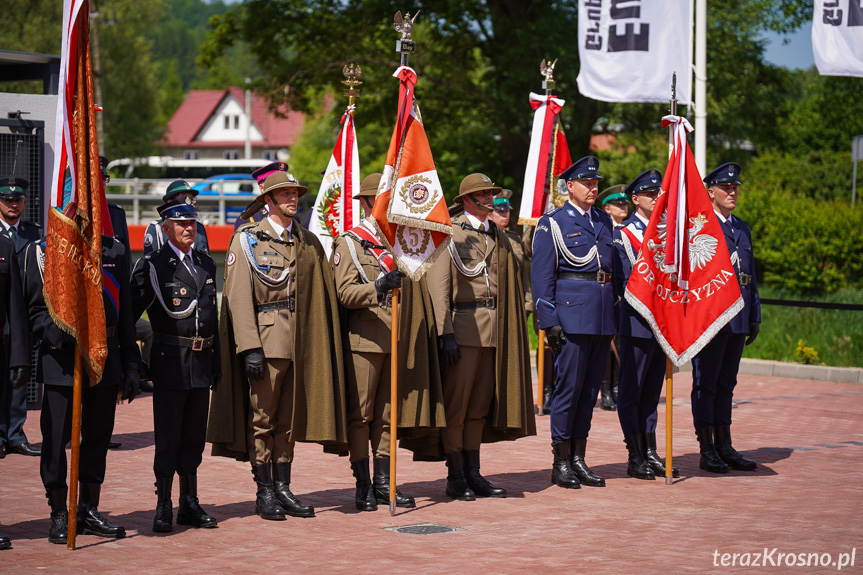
[1,372,861,573]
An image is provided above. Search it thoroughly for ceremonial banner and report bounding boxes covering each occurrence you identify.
[812,0,863,77]
[45,0,108,383]
[309,105,361,253]
[624,116,742,367]
[577,0,692,104]
[372,66,452,279]
[518,93,573,226]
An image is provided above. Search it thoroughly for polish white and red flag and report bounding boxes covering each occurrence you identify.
[518,92,572,225]
[309,104,360,253]
[372,66,451,279]
[624,115,743,366]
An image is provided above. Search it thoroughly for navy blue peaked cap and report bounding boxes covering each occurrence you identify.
[704,162,742,186]
[624,169,663,196]
[559,156,603,182]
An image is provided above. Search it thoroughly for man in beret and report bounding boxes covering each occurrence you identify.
[427,173,534,501]
[143,180,210,255]
[691,162,760,473]
[612,169,677,480]
[332,173,445,511]
[233,162,288,230]
[0,176,41,458]
[208,171,347,520]
[130,198,220,532]
[532,156,619,489]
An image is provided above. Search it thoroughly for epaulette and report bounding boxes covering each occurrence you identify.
[547,206,563,216]
[236,221,258,233]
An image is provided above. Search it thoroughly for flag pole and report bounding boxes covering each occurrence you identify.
[665,72,678,486]
[67,349,83,549]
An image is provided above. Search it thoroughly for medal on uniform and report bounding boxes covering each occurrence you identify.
[180,287,187,295]
[173,298,181,306]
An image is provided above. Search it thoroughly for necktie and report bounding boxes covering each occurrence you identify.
[183,254,197,280]
[9,226,17,243]
[282,229,290,242]
[585,210,594,230]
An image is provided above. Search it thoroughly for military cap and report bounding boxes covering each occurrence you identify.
[99,156,110,181]
[598,184,628,207]
[163,179,198,202]
[454,173,501,202]
[356,173,382,198]
[493,189,513,210]
[0,177,28,199]
[704,162,742,186]
[241,171,307,221]
[157,197,198,221]
[251,161,289,185]
[624,169,663,197]
[559,156,603,182]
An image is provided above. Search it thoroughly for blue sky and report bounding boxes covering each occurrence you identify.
[762,21,815,70]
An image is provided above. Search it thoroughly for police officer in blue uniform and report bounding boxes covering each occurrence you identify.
[131,198,220,532]
[532,156,619,489]
[691,162,760,473]
[143,180,210,255]
[612,169,678,480]
[0,176,41,458]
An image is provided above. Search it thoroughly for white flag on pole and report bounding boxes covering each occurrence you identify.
[577,0,692,104]
[812,0,863,78]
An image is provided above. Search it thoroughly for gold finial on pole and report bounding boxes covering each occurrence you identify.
[342,63,362,107]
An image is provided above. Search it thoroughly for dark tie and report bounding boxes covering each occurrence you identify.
[9,226,17,244]
[183,254,197,280]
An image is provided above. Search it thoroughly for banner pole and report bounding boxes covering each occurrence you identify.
[389,287,400,516]
[665,72,678,486]
[68,348,83,549]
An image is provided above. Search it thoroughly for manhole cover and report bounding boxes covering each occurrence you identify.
[386,523,462,535]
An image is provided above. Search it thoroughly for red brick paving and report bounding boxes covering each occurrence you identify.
[1,374,861,573]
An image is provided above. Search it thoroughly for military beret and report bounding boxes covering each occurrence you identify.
[163,179,198,203]
[0,177,28,199]
[704,162,742,186]
[157,197,198,221]
[625,169,663,197]
[559,156,603,182]
[598,184,628,206]
[356,173,382,198]
[251,161,289,185]
[455,173,501,202]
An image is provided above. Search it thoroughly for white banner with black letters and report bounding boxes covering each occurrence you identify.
[577,0,692,104]
[812,0,863,77]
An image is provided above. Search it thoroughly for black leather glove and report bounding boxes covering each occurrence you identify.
[745,322,760,346]
[211,372,221,391]
[10,366,30,389]
[438,334,461,366]
[375,270,406,295]
[545,325,566,355]
[122,369,140,403]
[243,348,265,381]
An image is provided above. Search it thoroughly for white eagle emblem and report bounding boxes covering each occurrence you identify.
[646,211,718,275]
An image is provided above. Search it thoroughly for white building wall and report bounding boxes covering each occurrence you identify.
[196,95,263,142]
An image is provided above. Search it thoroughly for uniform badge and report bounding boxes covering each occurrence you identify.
[143,233,153,247]
[227,252,236,266]
[180,287,187,295]
[8,178,15,186]
[172,298,181,306]
[184,196,193,205]
[567,232,582,238]
[567,209,576,217]
[334,252,341,266]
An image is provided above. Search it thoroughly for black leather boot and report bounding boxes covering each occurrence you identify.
[252,465,286,520]
[643,432,679,477]
[444,451,475,501]
[46,488,68,544]
[77,483,126,538]
[695,427,730,473]
[714,425,757,471]
[152,476,173,533]
[0,536,9,550]
[624,436,655,480]
[272,462,315,517]
[570,438,605,487]
[351,459,377,512]
[463,449,507,498]
[550,442,580,489]
[373,457,416,508]
[600,378,616,411]
[177,475,218,528]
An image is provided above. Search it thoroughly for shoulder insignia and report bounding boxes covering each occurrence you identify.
[334,252,341,266]
[227,252,236,266]
[143,233,153,247]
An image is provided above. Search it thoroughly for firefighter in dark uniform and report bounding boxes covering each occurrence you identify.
[0,176,41,458]
[131,198,220,532]
[143,180,209,255]
[0,180,32,550]
[692,162,760,473]
[532,156,619,489]
[25,233,140,544]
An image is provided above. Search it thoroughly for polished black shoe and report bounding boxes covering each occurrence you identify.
[46,488,68,544]
[695,427,730,473]
[0,448,5,459]
[0,536,10,550]
[351,459,377,512]
[642,432,679,477]
[252,465,286,521]
[444,452,475,501]
[272,462,315,517]
[624,436,655,480]
[139,379,154,393]
[550,442,580,489]
[177,476,218,528]
[714,425,757,471]
[463,450,507,498]
[7,442,40,456]
[77,483,126,538]
[373,457,416,508]
[570,438,605,487]
[599,379,617,411]
[153,477,173,533]
[108,441,121,449]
